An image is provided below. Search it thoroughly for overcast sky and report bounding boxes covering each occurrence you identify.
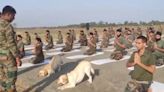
[1,0,164,27]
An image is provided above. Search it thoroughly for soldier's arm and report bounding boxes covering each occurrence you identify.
[126,52,135,67]
[5,25,19,58]
[115,40,126,48]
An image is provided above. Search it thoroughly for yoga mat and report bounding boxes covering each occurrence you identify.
[66,52,104,59]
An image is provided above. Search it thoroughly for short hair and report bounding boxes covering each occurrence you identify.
[67,32,70,35]
[156,31,162,36]
[46,30,50,33]
[2,5,16,14]
[89,32,93,35]
[116,29,122,32]
[36,37,42,42]
[17,35,22,38]
[137,36,147,43]
[80,30,84,32]
[25,31,28,33]
[103,29,107,31]
[34,33,37,35]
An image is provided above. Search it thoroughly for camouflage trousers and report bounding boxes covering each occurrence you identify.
[56,40,63,44]
[124,80,152,92]
[100,41,108,48]
[45,44,53,50]
[61,45,72,52]
[110,50,127,60]
[80,41,87,46]
[84,48,96,55]
[0,57,17,92]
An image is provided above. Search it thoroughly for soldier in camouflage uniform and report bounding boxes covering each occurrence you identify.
[16,35,25,58]
[72,30,76,41]
[31,38,44,64]
[24,31,31,45]
[100,29,109,48]
[0,6,21,92]
[93,29,99,43]
[61,33,73,52]
[110,29,128,60]
[56,31,63,44]
[45,30,54,50]
[125,36,155,92]
[0,12,1,18]
[84,32,96,55]
[124,29,135,49]
[78,30,87,46]
[146,30,155,52]
[152,31,164,66]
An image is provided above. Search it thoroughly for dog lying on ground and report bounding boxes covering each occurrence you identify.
[38,54,63,77]
[57,60,94,90]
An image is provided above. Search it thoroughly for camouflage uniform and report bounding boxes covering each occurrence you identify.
[45,34,54,50]
[24,33,31,45]
[17,40,25,58]
[0,18,18,91]
[110,36,127,60]
[125,50,155,92]
[100,31,109,48]
[84,36,96,55]
[30,42,44,64]
[79,33,87,46]
[56,32,63,44]
[152,40,164,65]
[61,35,73,52]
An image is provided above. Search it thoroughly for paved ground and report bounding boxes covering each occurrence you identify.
[16,42,164,92]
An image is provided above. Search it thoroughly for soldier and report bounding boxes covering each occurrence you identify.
[56,31,63,44]
[125,36,156,92]
[146,30,155,52]
[45,30,54,50]
[31,38,44,64]
[16,35,25,58]
[69,30,74,45]
[100,29,109,48]
[152,31,164,66]
[24,31,31,45]
[84,32,96,55]
[0,12,1,18]
[0,5,21,92]
[78,30,87,46]
[93,29,99,43]
[61,33,73,52]
[34,33,40,39]
[124,29,135,49]
[72,29,76,41]
[110,29,127,60]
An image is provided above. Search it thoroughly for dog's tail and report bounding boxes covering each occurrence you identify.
[91,67,95,75]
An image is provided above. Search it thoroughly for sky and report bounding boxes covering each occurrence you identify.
[0,0,164,27]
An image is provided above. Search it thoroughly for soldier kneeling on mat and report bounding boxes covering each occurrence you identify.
[30,38,44,64]
[61,32,73,52]
[152,31,164,66]
[84,32,96,55]
[110,29,128,60]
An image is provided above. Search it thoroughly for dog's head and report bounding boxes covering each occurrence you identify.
[57,74,68,86]
[38,70,48,77]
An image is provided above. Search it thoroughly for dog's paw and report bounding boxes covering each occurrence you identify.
[57,86,64,90]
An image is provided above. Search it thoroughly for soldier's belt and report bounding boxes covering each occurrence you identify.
[133,79,150,84]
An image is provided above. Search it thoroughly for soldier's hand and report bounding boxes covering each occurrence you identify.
[134,53,141,65]
[16,57,22,67]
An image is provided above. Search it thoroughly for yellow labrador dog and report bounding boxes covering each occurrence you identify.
[38,54,63,77]
[57,60,94,90]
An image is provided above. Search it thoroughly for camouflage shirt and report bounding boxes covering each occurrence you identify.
[0,18,19,58]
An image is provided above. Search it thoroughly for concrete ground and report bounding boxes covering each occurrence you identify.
[16,43,164,92]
